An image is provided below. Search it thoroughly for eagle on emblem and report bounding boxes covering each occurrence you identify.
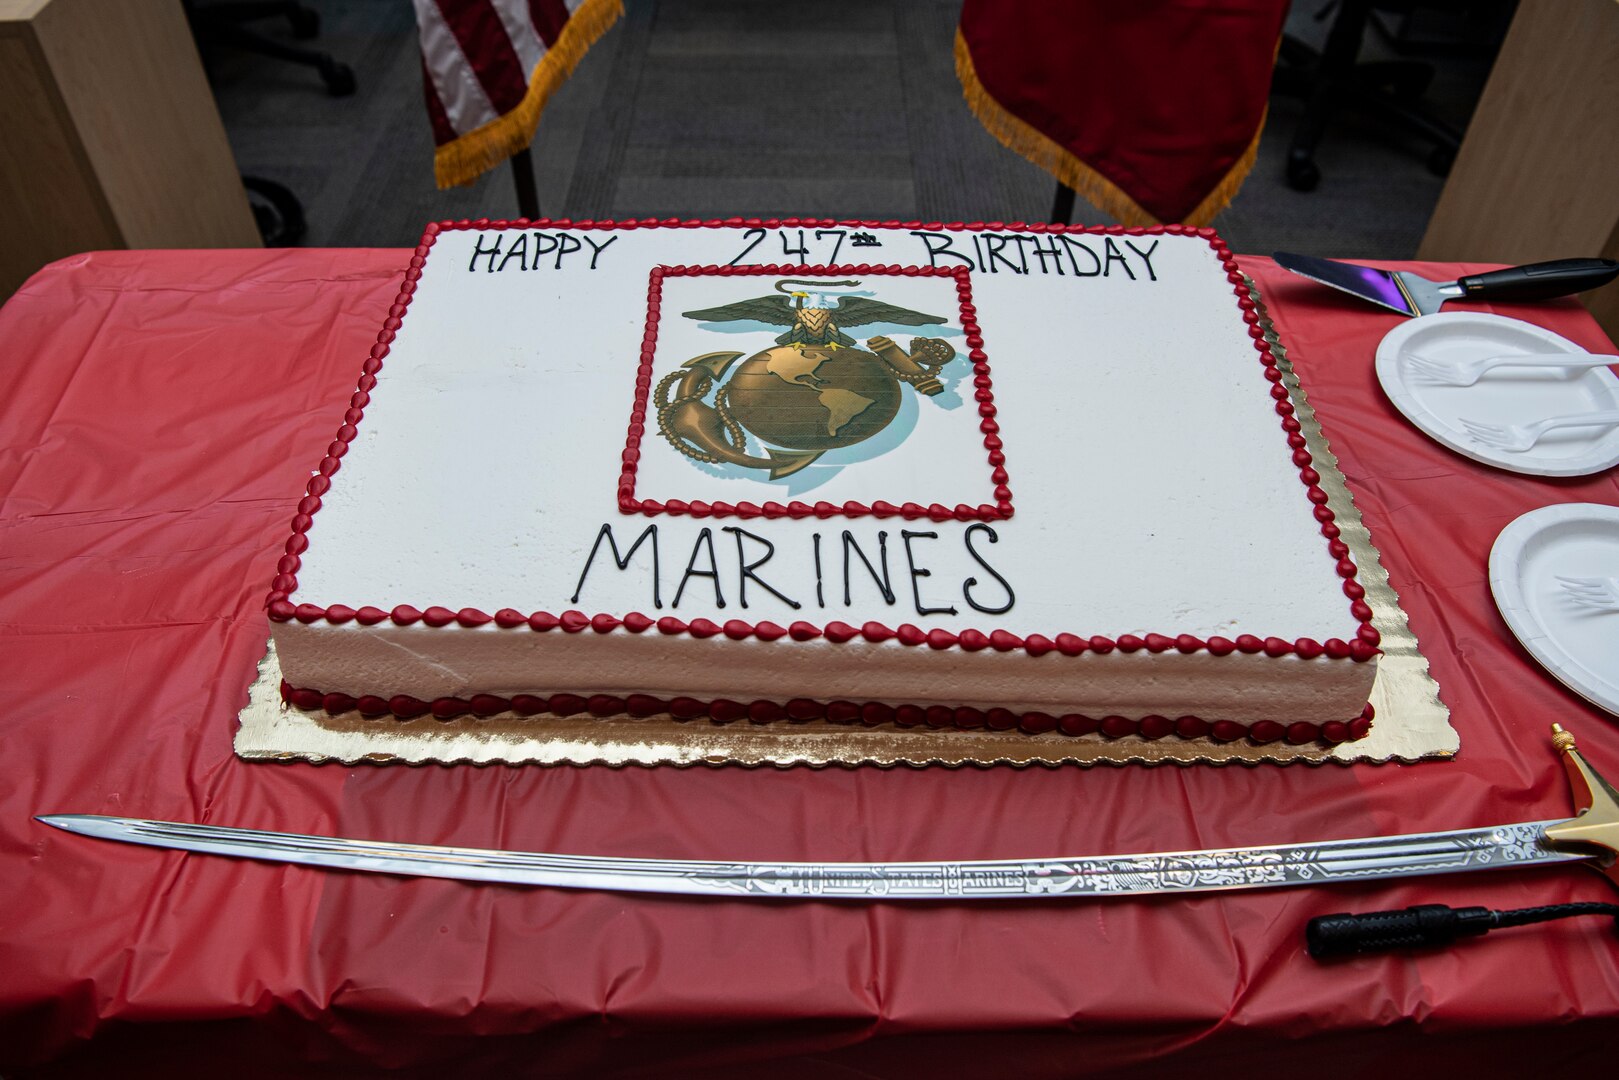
[682,277,947,347]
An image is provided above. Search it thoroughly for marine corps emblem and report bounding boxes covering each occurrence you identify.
[654,279,959,480]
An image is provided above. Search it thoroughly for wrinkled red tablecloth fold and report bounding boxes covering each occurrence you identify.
[1,248,1615,1077]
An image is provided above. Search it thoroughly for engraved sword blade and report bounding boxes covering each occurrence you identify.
[37,814,1589,901]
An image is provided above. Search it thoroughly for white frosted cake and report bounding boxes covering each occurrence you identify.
[267,218,1379,746]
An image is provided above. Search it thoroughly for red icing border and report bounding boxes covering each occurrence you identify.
[617,263,1011,523]
[279,678,1375,747]
[265,219,1379,701]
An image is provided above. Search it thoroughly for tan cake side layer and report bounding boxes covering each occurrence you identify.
[271,620,1376,726]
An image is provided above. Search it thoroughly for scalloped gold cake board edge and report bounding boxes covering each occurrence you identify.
[235,278,1456,768]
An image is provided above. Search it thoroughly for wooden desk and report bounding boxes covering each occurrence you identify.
[0,0,259,300]
[1419,0,1619,341]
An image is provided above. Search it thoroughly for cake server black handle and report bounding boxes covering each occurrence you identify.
[1457,258,1619,301]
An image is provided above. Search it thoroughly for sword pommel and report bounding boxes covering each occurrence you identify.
[1551,724,1578,755]
[1544,725,1619,890]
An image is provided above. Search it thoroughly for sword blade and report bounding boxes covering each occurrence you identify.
[37,814,1587,901]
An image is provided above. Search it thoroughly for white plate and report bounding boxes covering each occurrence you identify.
[1489,503,1619,717]
[1376,312,1619,476]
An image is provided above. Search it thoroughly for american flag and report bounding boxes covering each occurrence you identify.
[413,0,622,188]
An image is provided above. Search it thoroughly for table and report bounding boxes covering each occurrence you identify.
[2,247,1616,1078]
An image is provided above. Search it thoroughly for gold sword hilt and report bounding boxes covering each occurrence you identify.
[1545,725,1619,889]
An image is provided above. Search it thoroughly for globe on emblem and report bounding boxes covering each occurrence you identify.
[723,345,902,452]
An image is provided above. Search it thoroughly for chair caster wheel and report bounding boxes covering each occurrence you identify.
[289,7,319,39]
[244,177,307,247]
[1286,154,1321,192]
[320,59,356,96]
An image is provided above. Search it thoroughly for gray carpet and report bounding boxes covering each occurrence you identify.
[207,0,1497,257]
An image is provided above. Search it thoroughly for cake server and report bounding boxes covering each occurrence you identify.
[1272,252,1619,317]
[38,727,1617,902]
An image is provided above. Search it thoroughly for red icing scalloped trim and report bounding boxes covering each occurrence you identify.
[279,678,1375,746]
[616,263,1011,523]
[266,220,1377,671]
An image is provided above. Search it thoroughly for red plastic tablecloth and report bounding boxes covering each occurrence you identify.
[2,248,1616,1078]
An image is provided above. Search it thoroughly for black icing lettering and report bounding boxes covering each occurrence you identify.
[912,230,974,269]
[1008,235,1036,275]
[983,234,1023,275]
[531,232,559,268]
[814,228,846,262]
[727,227,767,267]
[1029,235,1066,276]
[722,526,801,610]
[962,523,1015,615]
[901,530,958,617]
[554,234,582,269]
[469,232,502,272]
[779,229,810,261]
[842,530,895,606]
[1058,236,1102,277]
[1124,238,1159,281]
[495,233,529,273]
[584,233,618,269]
[813,532,825,608]
[571,523,661,608]
[1102,236,1135,280]
[673,528,725,608]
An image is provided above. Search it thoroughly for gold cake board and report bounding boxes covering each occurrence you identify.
[235,280,1457,768]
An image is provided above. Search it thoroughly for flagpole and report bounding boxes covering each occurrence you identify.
[1050,182,1074,225]
[511,147,540,220]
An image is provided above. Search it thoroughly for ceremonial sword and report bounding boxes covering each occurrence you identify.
[37,727,1619,902]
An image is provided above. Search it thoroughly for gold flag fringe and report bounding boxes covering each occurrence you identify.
[433,0,625,189]
[953,29,1264,228]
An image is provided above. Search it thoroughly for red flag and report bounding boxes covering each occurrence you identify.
[413,0,622,188]
[957,0,1287,225]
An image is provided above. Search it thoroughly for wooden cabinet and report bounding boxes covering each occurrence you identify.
[1419,0,1619,341]
[0,0,260,301]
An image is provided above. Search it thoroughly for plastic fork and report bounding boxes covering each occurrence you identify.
[1555,576,1619,613]
[1406,351,1619,387]
[1456,410,1619,453]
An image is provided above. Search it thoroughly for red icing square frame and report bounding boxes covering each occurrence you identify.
[616,263,1013,524]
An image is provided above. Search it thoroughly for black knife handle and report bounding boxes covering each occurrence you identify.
[1306,905,1496,958]
[1306,901,1619,959]
[1458,258,1619,301]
